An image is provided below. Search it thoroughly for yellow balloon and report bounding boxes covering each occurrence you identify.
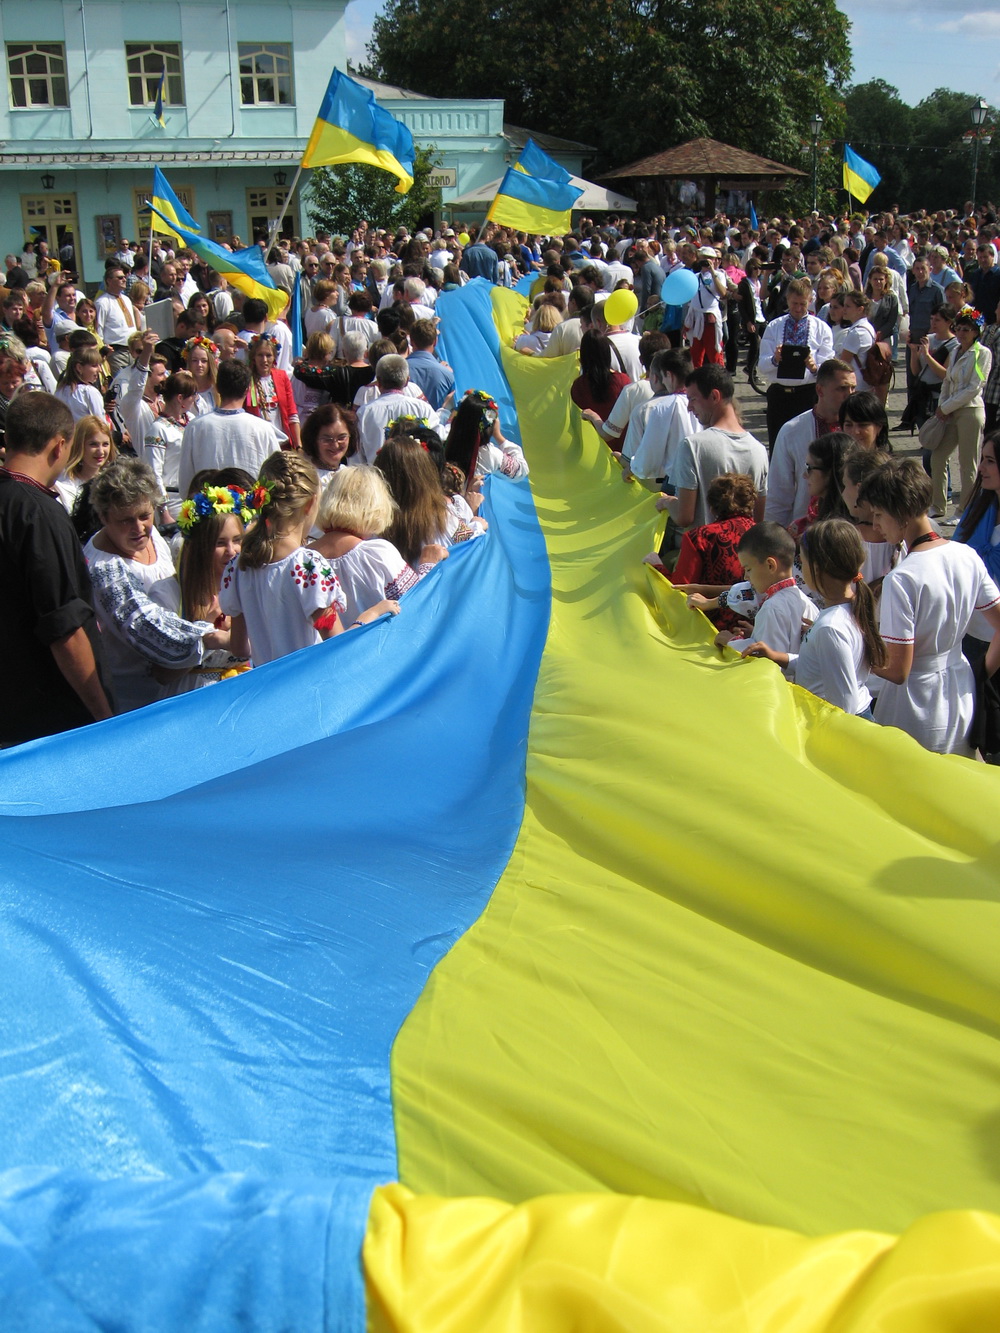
[603,288,638,325]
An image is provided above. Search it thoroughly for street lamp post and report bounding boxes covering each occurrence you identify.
[970,97,989,213]
[809,114,823,212]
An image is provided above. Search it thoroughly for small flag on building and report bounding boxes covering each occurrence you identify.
[301,69,414,194]
[152,70,167,128]
[843,145,881,205]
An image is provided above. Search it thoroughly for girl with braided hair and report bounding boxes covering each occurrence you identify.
[220,451,397,665]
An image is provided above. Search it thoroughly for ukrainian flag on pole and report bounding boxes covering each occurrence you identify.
[301,69,414,194]
[149,206,288,319]
[843,144,881,205]
[150,166,200,241]
[487,167,583,235]
[515,137,573,186]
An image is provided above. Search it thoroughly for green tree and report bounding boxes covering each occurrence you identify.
[844,84,998,212]
[305,144,442,236]
[369,0,851,173]
[844,79,912,210]
[910,89,996,212]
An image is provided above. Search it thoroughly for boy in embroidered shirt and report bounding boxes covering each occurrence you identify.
[716,522,816,667]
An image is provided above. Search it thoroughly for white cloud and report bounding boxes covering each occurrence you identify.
[938,11,1000,33]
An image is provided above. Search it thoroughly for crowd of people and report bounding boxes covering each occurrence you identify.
[2,203,1000,760]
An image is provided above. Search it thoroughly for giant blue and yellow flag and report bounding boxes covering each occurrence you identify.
[149,205,287,319]
[6,278,1000,1329]
[149,166,199,242]
[843,144,881,204]
[301,68,414,193]
[487,166,584,235]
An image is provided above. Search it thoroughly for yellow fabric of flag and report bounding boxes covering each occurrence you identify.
[366,1185,1000,1332]
[388,285,1000,1254]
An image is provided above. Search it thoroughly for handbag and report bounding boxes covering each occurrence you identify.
[918,413,949,450]
[864,339,894,387]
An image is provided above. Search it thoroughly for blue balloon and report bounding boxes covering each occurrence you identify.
[661,268,699,305]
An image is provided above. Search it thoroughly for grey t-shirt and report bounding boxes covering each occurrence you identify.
[670,427,769,527]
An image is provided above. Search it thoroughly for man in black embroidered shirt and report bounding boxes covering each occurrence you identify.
[0,393,114,745]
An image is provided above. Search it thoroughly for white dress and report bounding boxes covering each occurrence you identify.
[218,546,347,666]
[788,602,873,715]
[329,538,419,624]
[842,318,876,393]
[142,415,187,496]
[56,383,105,423]
[439,494,486,547]
[475,438,529,480]
[876,541,1000,754]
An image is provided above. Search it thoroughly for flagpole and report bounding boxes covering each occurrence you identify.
[265,164,305,257]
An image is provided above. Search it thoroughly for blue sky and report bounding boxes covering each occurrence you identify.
[344,0,1000,110]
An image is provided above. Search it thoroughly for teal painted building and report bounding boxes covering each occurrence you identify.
[0,2,589,288]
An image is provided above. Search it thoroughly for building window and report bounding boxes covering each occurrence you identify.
[7,43,69,108]
[125,43,183,107]
[20,194,78,257]
[238,44,293,106]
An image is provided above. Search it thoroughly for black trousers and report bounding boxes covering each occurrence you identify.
[765,382,817,450]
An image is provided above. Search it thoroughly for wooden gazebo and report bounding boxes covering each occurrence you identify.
[598,137,806,216]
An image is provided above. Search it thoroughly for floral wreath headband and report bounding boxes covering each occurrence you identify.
[248,332,278,356]
[955,305,985,331]
[177,485,258,534]
[182,335,220,362]
[466,389,498,413]
[385,414,434,440]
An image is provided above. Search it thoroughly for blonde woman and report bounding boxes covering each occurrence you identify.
[182,335,220,414]
[55,412,116,539]
[312,464,443,622]
[515,301,562,354]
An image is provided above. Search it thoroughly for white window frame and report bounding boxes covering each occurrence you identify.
[125,42,184,108]
[7,42,69,109]
[238,43,293,107]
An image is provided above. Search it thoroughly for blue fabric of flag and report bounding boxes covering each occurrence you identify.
[0,472,551,1328]
[289,270,304,360]
[436,278,519,440]
[517,138,572,186]
[750,201,759,231]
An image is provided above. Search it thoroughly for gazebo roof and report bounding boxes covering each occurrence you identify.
[599,137,806,181]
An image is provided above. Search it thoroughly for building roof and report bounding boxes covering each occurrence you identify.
[351,72,595,155]
[599,138,806,181]
[503,123,596,156]
[351,72,433,100]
